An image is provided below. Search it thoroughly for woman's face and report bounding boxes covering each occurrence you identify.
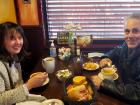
[3,30,23,55]
[124,18,140,48]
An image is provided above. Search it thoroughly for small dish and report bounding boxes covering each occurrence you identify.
[41,99,64,105]
[98,72,118,80]
[56,69,73,82]
[58,54,71,61]
[83,62,99,71]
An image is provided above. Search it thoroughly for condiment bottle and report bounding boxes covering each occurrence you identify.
[50,40,56,57]
[76,46,80,56]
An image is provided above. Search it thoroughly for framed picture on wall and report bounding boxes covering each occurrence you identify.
[16,0,39,26]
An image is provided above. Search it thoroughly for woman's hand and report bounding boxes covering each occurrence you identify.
[25,72,48,90]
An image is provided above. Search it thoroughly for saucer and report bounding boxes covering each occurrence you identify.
[30,72,49,86]
[42,77,49,86]
[98,72,118,80]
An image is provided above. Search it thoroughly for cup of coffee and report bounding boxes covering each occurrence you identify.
[101,67,116,80]
[42,57,55,73]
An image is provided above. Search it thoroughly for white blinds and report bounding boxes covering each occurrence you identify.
[46,0,140,39]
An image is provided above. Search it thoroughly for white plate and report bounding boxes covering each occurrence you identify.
[41,99,64,105]
[83,62,99,71]
[88,52,104,58]
[98,72,118,80]
[16,101,41,105]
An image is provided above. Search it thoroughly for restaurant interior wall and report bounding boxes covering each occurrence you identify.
[0,0,17,23]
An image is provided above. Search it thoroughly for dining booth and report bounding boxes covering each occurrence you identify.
[0,0,132,105]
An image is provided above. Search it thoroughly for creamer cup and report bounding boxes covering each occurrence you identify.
[42,57,55,73]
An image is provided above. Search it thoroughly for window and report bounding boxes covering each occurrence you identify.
[46,0,140,39]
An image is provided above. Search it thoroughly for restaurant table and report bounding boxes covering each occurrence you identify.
[30,56,129,105]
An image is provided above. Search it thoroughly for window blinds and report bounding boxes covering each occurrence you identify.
[46,0,140,39]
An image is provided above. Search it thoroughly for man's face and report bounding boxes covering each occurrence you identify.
[124,18,140,48]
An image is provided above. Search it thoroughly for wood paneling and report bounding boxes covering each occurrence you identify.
[17,0,39,26]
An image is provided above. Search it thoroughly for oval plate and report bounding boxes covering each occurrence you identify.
[83,62,99,71]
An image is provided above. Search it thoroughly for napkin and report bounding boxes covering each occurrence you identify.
[88,52,104,58]
[27,94,46,102]
[16,94,46,105]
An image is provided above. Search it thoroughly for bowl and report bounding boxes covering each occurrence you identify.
[63,76,96,105]
[56,69,73,82]
[58,55,71,61]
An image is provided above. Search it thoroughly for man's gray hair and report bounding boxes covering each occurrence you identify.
[125,12,140,21]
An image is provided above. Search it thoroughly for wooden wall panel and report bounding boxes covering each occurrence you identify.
[0,0,17,23]
[17,0,39,26]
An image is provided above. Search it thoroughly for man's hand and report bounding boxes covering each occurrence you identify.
[91,75,102,89]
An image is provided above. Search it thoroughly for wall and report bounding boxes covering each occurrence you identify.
[0,0,17,23]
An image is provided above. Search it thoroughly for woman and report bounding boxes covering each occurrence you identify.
[0,22,48,105]
[92,12,140,104]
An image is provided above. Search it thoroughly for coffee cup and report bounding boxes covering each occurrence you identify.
[101,67,116,80]
[42,57,55,73]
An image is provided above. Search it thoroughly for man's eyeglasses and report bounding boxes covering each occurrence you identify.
[124,28,140,35]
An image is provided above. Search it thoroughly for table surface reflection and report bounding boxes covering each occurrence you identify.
[31,56,129,105]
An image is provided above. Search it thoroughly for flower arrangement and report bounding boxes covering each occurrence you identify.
[64,23,82,31]
[64,23,82,46]
[58,47,71,60]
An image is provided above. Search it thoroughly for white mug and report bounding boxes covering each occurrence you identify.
[42,57,55,73]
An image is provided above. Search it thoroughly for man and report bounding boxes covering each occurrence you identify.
[92,12,140,105]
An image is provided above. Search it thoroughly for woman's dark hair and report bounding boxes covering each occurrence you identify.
[0,22,28,64]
